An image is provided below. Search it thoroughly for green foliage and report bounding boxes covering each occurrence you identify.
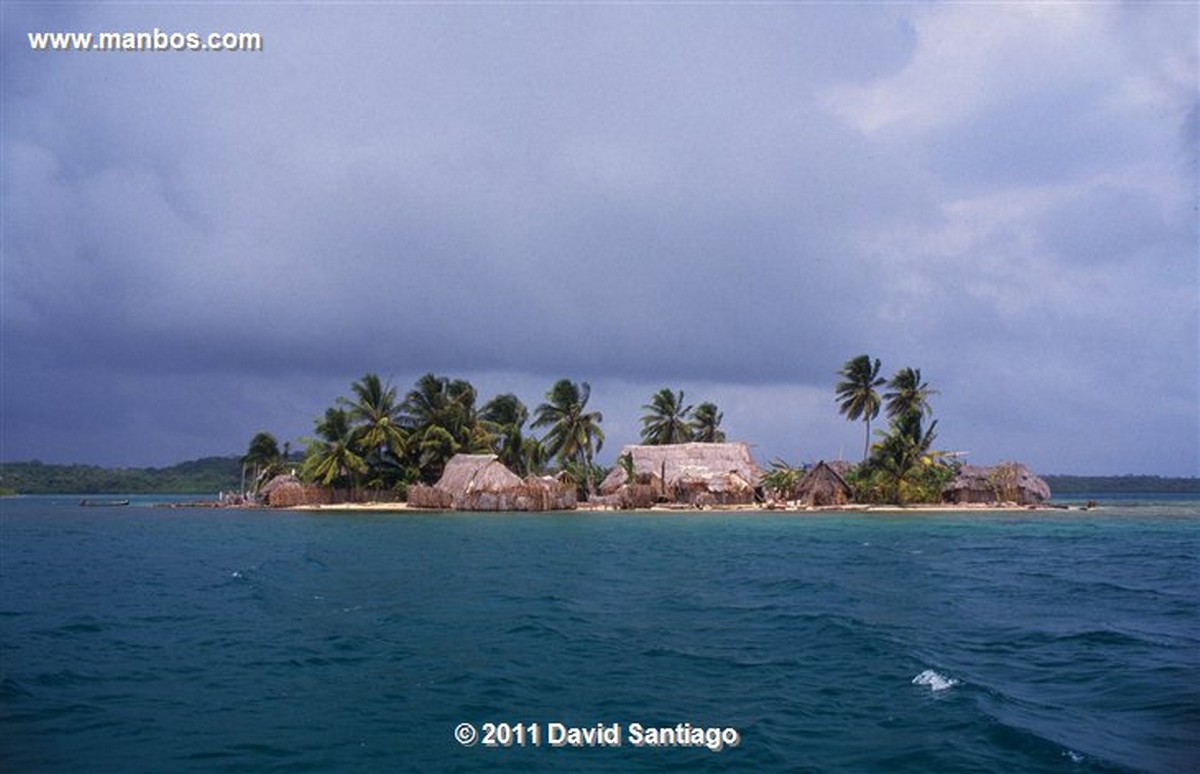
[843,361,956,505]
[0,457,243,494]
[301,407,369,490]
[532,379,605,498]
[243,432,282,492]
[400,373,492,483]
[836,355,886,462]
[618,452,636,483]
[760,459,805,500]
[558,460,610,500]
[481,393,531,475]
[690,402,726,443]
[640,388,694,445]
[1040,475,1200,494]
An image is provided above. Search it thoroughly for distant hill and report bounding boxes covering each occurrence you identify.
[0,457,244,495]
[1044,475,1200,494]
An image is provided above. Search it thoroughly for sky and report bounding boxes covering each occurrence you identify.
[2,2,1197,476]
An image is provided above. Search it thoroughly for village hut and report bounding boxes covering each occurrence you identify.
[942,462,1051,505]
[795,461,853,507]
[259,474,329,508]
[408,454,576,511]
[598,442,762,507]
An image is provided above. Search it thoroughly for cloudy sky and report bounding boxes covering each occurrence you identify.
[3,2,1197,475]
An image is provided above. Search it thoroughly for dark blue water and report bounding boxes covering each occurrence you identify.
[2,496,1198,773]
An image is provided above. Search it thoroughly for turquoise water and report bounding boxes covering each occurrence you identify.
[2,496,1198,772]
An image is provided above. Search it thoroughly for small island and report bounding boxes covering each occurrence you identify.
[222,356,1063,513]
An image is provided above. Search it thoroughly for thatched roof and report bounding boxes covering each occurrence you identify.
[410,456,575,512]
[434,454,524,496]
[943,462,1051,504]
[259,474,328,507]
[795,461,852,506]
[600,442,762,495]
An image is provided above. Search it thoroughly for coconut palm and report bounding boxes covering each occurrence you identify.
[340,373,407,473]
[532,379,605,494]
[836,355,886,462]
[869,418,940,504]
[884,367,938,426]
[301,408,368,496]
[690,402,726,443]
[400,373,490,481]
[640,388,694,445]
[481,393,530,475]
[242,431,281,492]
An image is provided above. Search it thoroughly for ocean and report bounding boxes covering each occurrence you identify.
[2,495,1197,773]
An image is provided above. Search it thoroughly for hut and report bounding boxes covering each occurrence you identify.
[795,461,853,507]
[408,454,576,511]
[598,442,762,507]
[942,462,1051,505]
[259,474,330,508]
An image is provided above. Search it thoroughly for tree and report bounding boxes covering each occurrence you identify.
[836,355,886,462]
[242,432,281,492]
[339,373,407,487]
[884,367,938,427]
[865,418,944,504]
[760,458,804,501]
[640,388,694,445]
[690,402,726,443]
[532,379,605,495]
[301,408,368,496]
[481,393,530,475]
[400,373,491,482]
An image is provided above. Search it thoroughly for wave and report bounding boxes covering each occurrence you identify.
[912,668,959,692]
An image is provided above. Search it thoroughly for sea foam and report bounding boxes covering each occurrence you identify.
[912,669,959,692]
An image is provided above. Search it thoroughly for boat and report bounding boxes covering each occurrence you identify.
[79,499,131,507]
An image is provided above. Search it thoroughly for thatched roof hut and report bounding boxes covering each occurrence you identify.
[795,461,853,507]
[599,442,762,506]
[408,454,576,511]
[259,474,330,508]
[942,462,1051,505]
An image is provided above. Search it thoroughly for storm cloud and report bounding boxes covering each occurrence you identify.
[3,3,1197,474]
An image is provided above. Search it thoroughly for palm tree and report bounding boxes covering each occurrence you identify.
[400,373,490,481]
[836,355,886,462]
[640,388,694,445]
[242,431,281,493]
[301,408,368,498]
[884,367,938,426]
[340,373,407,483]
[532,379,605,495]
[521,436,547,476]
[481,393,529,475]
[869,418,940,504]
[690,402,726,443]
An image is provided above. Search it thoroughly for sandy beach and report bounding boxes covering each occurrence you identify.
[280,501,1081,514]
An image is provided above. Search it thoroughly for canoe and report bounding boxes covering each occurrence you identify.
[79,499,131,507]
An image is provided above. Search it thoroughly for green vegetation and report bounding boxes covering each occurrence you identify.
[640,388,694,445]
[835,355,886,463]
[9,366,1191,502]
[532,379,605,498]
[690,402,726,443]
[638,387,726,445]
[837,356,957,505]
[0,457,243,494]
[759,459,805,501]
[1042,475,1200,494]
[277,373,608,500]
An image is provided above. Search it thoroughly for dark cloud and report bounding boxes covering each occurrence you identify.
[3,3,1196,474]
